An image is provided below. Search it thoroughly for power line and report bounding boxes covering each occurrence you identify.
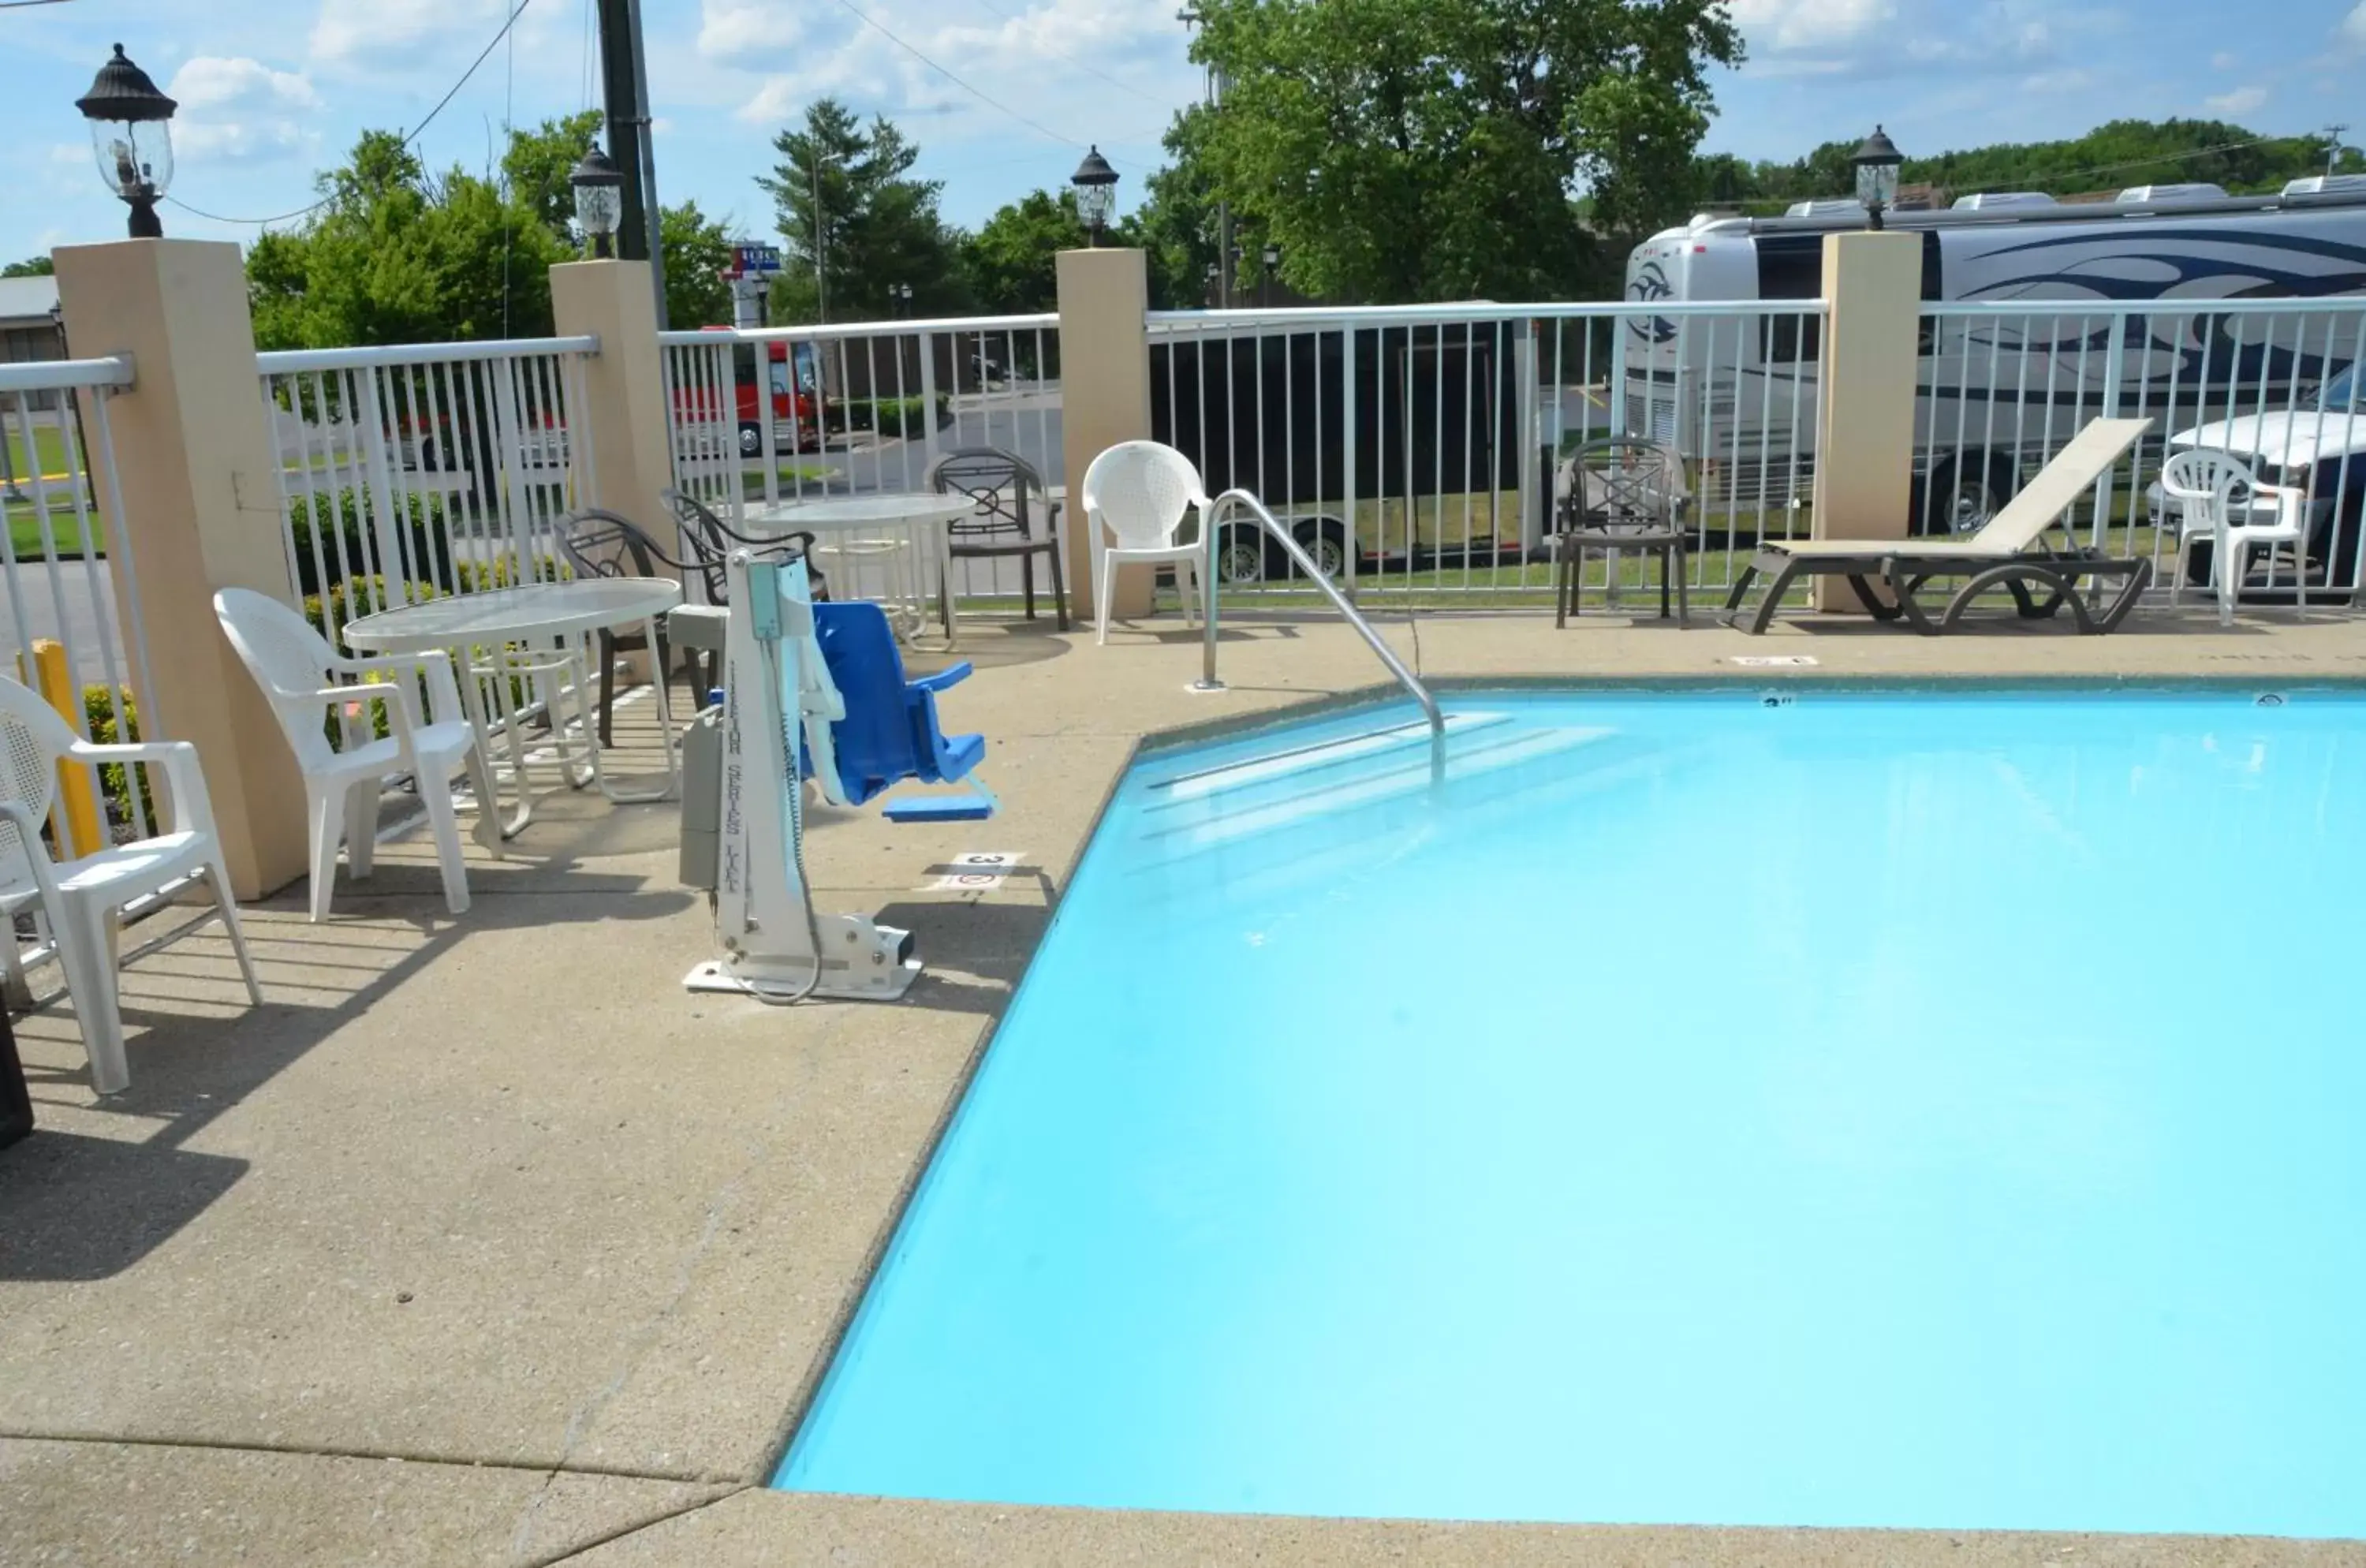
[166,0,537,227]
[821,0,1091,151]
[965,0,1172,109]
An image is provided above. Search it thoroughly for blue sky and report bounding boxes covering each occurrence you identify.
[6,0,2366,268]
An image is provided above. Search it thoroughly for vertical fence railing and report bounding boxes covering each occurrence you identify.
[256,337,599,637]
[657,315,1061,606]
[1143,301,1827,608]
[1917,300,2366,604]
[0,353,159,845]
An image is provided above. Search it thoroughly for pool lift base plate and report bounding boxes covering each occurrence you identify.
[683,914,920,1002]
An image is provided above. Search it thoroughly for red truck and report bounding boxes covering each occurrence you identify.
[675,332,822,458]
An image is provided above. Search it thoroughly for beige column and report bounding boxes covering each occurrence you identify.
[54,240,310,901]
[550,259,674,529]
[1054,247,1153,620]
[1810,230,1923,610]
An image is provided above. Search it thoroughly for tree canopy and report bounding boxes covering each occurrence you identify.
[756,98,969,322]
[1179,0,1742,304]
[2,256,54,278]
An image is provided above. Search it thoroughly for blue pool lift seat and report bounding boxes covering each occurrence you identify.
[811,599,996,823]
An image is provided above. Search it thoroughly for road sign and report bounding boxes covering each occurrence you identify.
[726,241,782,279]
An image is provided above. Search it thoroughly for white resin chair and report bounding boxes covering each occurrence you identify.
[2159,447,2308,625]
[214,588,487,921]
[0,678,261,1095]
[1080,441,1209,645]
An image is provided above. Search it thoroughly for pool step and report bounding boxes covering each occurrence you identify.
[1146,724,1615,852]
[1144,712,1513,804]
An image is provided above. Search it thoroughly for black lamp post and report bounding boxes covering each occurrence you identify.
[1853,125,1904,232]
[76,45,177,240]
[1070,146,1119,246]
[569,144,625,259]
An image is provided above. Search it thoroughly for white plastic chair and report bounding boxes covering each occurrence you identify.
[2159,448,2308,625]
[214,588,487,921]
[0,678,261,1096]
[1080,441,1209,645]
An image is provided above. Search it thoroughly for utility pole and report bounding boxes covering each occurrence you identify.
[595,0,669,326]
[2327,124,2352,178]
[812,155,827,325]
[1177,6,1232,308]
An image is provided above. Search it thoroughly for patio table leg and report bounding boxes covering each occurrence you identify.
[453,644,531,845]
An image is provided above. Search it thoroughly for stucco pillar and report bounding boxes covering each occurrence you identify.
[1055,248,1153,619]
[550,259,674,530]
[1810,230,1923,610]
[53,239,310,900]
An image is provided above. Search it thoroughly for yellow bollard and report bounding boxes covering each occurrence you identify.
[30,640,104,859]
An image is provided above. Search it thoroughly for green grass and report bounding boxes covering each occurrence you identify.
[2,425,74,485]
[3,500,103,560]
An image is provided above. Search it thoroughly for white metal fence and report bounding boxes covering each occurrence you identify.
[1147,301,1828,607]
[0,353,159,842]
[658,315,1061,604]
[256,337,599,623]
[1914,299,2366,600]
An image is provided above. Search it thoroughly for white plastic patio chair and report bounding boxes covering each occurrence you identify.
[1080,440,1209,645]
[0,677,261,1096]
[2159,448,2308,625]
[214,588,487,921]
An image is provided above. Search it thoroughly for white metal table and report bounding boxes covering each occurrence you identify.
[741,493,981,645]
[342,578,685,841]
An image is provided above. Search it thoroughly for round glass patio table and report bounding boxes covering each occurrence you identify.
[342,578,684,842]
[741,493,983,646]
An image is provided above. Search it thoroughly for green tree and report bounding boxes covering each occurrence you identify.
[2,256,54,278]
[1181,0,1741,304]
[661,200,737,327]
[963,189,1088,313]
[247,129,565,349]
[502,109,606,238]
[756,98,969,322]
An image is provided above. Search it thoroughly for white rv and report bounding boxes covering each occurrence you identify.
[1622,180,2366,534]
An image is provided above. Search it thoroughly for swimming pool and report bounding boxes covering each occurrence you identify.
[778,688,2366,1537]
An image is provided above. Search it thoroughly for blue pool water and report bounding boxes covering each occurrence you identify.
[777,689,2366,1537]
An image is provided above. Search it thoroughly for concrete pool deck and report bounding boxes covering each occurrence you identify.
[6,602,2366,1565]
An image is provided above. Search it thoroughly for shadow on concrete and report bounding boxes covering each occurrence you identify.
[0,1130,248,1282]
[0,868,696,1282]
[875,898,1051,1017]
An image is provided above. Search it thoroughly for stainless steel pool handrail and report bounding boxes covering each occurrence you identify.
[1196,487,1446,784]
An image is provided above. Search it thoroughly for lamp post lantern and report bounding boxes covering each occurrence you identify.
[1852,125,1904,232]
[1070,146,1119,245]
[76,45,177,240]
[569,144,625,259]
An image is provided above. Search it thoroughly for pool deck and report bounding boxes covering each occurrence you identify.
[6,603,2366,1566]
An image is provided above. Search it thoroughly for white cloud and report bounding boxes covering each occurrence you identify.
[2210,50,2240,70]
[309,0,566,71]
[1727,0,1894,51]
[2204,84,2268,116]
[699,0,804,65]
[166,56,323,165]
[2343,2,2366,47]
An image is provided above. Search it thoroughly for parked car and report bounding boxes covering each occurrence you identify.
[2148,364,2366,590]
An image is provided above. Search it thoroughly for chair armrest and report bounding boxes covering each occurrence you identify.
[303,680,425,747]
[2252,483,2310,531]
[69,740,215,838]
[910,663,973,693]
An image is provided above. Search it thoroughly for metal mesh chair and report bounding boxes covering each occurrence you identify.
[1554,437,1692,628]
[553,508,704,744]
[927,447,1069,631]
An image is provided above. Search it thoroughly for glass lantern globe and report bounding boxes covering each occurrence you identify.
[76,45,178,239]
[569,144,625,258]
[1069,146,1119,244]
[1852,125,1905,230]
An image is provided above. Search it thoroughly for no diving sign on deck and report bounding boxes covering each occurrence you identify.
[927,852,1028,893]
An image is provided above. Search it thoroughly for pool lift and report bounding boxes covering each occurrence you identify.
[681,548,991,1003]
